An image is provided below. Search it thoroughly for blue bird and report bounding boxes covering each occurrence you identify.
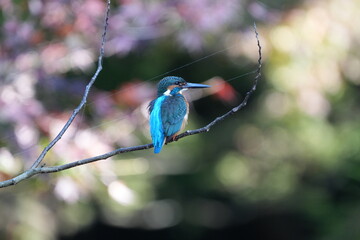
[148,76,210,153]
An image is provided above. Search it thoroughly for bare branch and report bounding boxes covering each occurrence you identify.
[30,0,111,169]
[0,23,262,188]
[174,22,262,139]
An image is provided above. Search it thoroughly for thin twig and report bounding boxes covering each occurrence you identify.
[174,22,262,139]
[30,0,111,169]
[0,23,262,188]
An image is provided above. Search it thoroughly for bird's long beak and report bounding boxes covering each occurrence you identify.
[183,82,210,89]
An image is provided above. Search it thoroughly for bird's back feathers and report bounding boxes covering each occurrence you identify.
[149,96,166,153]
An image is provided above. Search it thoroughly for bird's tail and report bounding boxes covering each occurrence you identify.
[154,145,163,154]
[153,138,165,153]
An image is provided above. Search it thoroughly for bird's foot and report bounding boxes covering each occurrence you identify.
[165,134,178,144]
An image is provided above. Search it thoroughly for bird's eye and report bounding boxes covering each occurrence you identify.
[175,81,180,85]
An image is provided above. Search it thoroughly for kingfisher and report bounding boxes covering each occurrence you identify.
[148,76,210,153]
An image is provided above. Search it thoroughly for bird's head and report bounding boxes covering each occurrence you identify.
[157,76,210,97]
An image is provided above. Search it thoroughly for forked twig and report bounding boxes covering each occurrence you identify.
[0,23,262,188]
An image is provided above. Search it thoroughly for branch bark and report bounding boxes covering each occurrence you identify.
[0,22,262,188]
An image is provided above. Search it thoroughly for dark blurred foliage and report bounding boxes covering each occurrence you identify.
[1,0,360,239]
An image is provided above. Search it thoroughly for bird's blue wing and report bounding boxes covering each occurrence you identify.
[161,95,188,137]
[149,96,166,153]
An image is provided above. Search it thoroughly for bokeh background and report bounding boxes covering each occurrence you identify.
[1,0,360,239]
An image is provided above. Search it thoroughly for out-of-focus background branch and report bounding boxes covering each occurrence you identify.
[0,0,360,239]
